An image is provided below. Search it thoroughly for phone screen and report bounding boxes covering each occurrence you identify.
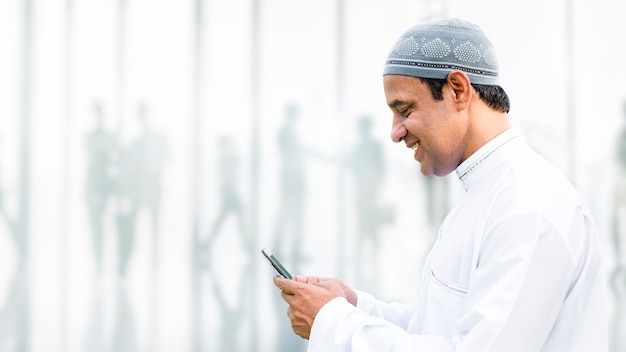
[261,248,293,280]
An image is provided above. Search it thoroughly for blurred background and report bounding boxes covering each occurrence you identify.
[1,0,625,351]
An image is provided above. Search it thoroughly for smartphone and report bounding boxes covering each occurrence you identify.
[261,247,293,280]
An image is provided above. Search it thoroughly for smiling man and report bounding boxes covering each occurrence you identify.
[273,17,608,351]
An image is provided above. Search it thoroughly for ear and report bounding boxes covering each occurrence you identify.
[446,70,472,110]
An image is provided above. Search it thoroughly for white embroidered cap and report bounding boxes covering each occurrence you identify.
[383,17,500,86]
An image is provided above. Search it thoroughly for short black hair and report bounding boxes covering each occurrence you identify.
[418,77,510,113]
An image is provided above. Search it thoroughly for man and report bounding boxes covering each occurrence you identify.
[273,17,608,351]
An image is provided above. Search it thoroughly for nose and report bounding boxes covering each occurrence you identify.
[390,117,407,143]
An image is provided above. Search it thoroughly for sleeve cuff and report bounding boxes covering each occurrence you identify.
[308,297,356,351]
[354,289,378,313]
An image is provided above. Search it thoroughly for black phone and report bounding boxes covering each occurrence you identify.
[261,247,293,280]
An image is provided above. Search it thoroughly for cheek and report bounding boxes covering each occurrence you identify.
[422,126,460,160]
[404,118,424,137]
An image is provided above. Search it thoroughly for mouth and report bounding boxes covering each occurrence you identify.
[409,141,420,151]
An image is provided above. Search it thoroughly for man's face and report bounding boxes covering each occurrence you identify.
[384,74,469,176]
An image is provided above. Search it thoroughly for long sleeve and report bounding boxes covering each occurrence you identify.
[308,297,455,352]
[354,290,415,329]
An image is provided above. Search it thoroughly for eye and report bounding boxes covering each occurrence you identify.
[396,103,414,118]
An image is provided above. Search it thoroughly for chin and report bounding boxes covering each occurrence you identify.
[419,165,435,177]
[425,163,455,177]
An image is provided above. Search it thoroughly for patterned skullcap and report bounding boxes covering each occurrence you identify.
[383,17,499,85]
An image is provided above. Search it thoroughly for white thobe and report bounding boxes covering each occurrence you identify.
[307,128,608,351]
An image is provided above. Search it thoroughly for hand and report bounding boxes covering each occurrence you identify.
[273,275,354,339]
[294,276,358,306]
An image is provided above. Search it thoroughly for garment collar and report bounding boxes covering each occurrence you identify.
[455,128,521,191]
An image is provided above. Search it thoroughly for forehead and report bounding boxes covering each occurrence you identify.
[383,75,429,105]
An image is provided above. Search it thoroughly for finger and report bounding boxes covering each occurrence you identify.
[281,290,295,305]
[301,276,320,284]
[293,275,307,283]
[296,276,327,284]
[311,279,334,289]
[287,305,295,320]
[274,275,305,295]
[311,280,346,298]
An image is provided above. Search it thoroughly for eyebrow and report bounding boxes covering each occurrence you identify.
[388,99,403,109]
[389,100,414,112]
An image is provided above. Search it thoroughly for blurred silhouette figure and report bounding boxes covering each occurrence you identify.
[203,136,247,256]
[271,103,310,352]
[115,104,167,352]
[84,102,119,274]
[198,135,256,351]
[346,115,391,294]
[116,103,168,276]
[272,103,308,268]
[611,99,626,351]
